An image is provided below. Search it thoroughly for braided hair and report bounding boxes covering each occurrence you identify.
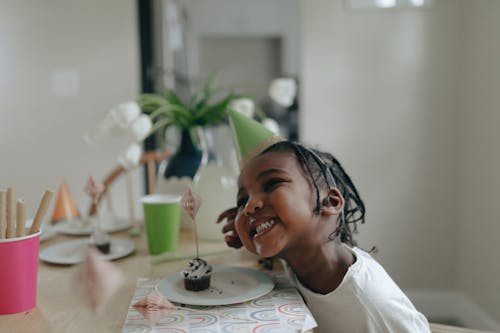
[260,141,366,247]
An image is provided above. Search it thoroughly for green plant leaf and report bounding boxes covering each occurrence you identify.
[191,92,210,114]
[204,71,217,97]
[163,90,186,109]
[167,105,193,129]
[139,94,167,103]
[190,71,219,113]
[138,94,168,113]
[148,105,171,119]
[193,94,235,125]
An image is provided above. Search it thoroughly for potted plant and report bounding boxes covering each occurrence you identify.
[137,74,244,180]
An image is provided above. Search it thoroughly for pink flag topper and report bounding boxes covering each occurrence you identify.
[133,289,176,324]
[181,187,202,220]
[73,248,124,314]
[84,176,105,202]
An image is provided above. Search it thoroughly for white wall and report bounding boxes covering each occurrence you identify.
[0,0,141,220]
[300,0,461,289]
[199,37,282,98]
[457,0,500,321]
[174,0,299,80]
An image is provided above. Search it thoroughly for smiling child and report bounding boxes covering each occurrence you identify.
[217,110,431,333]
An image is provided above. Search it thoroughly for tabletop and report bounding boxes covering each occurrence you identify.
[0,227,495,333]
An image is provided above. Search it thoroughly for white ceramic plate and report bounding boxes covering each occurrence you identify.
[54,217,132,236]
[39,237,135,265]
[157,266,274,306]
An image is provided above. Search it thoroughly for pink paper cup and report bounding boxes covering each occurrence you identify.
[0,232,40,315]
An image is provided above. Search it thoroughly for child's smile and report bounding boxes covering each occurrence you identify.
[252,218,277,237]
[249,216,280,245]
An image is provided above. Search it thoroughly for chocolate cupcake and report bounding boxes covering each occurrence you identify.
[91,229,110,254]
[181,258,212,291]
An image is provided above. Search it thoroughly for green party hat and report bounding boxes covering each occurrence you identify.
[228,109,284,168]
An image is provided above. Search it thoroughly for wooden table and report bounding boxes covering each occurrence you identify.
[0,229,495,333]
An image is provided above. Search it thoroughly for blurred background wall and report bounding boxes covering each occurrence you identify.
[457,0,500,323]
[302,0,460,291]
[0,0,141,220]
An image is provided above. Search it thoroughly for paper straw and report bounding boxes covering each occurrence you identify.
[6,187,15,238]
[0,190,5,238]
[16,199,25,237]
[29,190,54,234]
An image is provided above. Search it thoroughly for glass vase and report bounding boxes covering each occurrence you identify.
[193,125,238,241]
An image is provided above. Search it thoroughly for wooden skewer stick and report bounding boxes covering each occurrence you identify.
[16,199,25,237]
[29,190,54,235]
[147,159,156,195]
[0,190,6,239]
[126,171,137,228]
[6,187,15,238]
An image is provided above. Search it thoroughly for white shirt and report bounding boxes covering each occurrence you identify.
[283,246,431,333]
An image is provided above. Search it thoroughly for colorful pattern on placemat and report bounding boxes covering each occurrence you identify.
[122,274,316,333]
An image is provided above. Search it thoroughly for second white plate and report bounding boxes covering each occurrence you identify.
[40,225,56,242]
[55,217,132,236]
[157,266,274,306]
[39,237,135,265]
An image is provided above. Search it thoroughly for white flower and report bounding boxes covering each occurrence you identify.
[109,101,141,130]
[83,101,142,143]
[229,98,254,118]
[268,78,297,107]
[262,118,280,135]
[129,114,152,142]
[102,101,142,136]
[117,143,142,170]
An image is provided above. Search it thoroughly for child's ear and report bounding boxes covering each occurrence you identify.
[320,188,344,216]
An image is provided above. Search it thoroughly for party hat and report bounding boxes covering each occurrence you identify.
[228,109,284,168]
[51,180,81,224]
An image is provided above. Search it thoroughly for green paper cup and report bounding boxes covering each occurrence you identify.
[141,194,181,255]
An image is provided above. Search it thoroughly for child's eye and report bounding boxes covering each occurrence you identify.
[236,196,248,208]
[263,178,285,192]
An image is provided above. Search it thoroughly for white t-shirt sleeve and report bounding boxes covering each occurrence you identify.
[364,295,431,332]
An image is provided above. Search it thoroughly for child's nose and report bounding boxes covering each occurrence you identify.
[244,195,263,216]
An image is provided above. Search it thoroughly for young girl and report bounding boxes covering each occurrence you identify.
[217,140,431,333]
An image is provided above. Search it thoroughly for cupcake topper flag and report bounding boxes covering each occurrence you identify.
[73,248,124,314]
[85,176,105,205]
[181,187,202,258]
[132,289,176,325]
